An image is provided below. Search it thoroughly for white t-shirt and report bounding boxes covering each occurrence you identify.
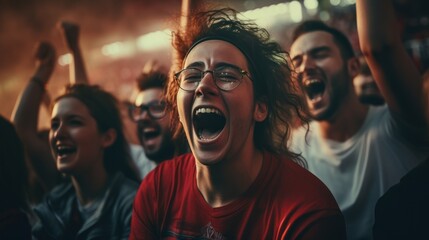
[290,105,428,240]
[129,144,156,180]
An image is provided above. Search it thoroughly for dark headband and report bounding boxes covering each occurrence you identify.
[182,36,258,80]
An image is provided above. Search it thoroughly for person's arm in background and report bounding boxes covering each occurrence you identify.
[11,42,59,191]
[356,0,426,127]
[59,21,89,84]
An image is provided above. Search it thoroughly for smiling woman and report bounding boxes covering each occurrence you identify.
[32,84,139,239]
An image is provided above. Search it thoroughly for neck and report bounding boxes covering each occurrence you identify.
[318,94,369,142]
[72,167,110,206]
[196,147,264,208]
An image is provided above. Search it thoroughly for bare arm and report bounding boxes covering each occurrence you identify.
[59,21,89,84]
[11,42,59,190]
[356,0,425,126]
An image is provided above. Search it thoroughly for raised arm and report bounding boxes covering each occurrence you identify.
[356,0,425,126]
[11,42,59,190]
[59,21,89,84]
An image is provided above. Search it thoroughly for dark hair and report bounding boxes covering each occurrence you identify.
[55,84,139,181]
[292,20,355,61]
[136,68,168,91]
[0,115,30,212]
[167,8,309,165]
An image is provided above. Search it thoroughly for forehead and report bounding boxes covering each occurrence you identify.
[52,97,90,117]
[183,40,249,70]
[290,31,338,58]
[134,88,164,106]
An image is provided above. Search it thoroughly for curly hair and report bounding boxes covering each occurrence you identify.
[55,84,139,181]
[166,8,309,166]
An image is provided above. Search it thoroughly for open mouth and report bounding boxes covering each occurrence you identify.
[56,145,76,157]
[304,79,325,101]
[193,107,226,141]
[142,127,161,141]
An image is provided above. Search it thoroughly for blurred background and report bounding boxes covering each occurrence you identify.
[1,0,428,127]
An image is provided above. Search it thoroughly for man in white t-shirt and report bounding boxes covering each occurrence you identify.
[289,1,428,239]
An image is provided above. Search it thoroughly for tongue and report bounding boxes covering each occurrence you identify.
[199,128,220,140]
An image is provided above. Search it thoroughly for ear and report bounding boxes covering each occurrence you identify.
[347,57,360,79]
[254,101,268,122]
[101,128,117,148]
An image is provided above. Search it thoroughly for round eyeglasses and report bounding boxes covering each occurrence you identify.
[128,101,166,121]
[174,65,252,91]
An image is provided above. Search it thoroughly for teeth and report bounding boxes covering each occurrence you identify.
[195,108,221,115]
[57,146,72,150]
[304,79,321,86]
[143,128,156,133]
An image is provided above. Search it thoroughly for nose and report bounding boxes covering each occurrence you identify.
[136,109,151,122]
[195,70,218,97]
[52,123,66,140]
[298,55,317,73]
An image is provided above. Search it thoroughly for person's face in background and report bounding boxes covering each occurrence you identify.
[290,31,351,121]
[134,88,174,163]
[353,57,385,106]
[50,97,114,175]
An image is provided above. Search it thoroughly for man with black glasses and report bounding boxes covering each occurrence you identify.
[128,64,187,179]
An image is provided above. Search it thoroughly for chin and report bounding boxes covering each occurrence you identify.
[193,151,224,166]
[310,108,335,121]
[57,165,73,175]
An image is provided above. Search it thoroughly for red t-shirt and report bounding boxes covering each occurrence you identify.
[130,152,346,239]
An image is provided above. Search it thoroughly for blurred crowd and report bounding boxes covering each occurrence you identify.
[1,0,428,239]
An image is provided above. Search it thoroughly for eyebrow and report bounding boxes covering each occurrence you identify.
[51,114,85,121]
[185,61,245,70]
[292,46,331,61]
[135,100,164,107]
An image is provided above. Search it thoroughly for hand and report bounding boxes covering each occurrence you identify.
[33,41,56,85]
[59,21,80,51]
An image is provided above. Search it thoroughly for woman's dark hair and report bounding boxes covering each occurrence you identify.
[55,84,139,181]
[167,8,309,166]
[0,115,30,212]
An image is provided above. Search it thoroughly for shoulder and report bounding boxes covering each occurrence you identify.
[114,173,139,193]
[132,153,195,229]
[137,153,194,197]
[377,158,429,208]
[145,153,194,183]
[374,159,429,239]
[107,173,140,213]
[35,181,74,211]
[271,154,339,209]
[267,154,345,238]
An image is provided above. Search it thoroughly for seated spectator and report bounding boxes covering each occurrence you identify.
[372,69,429,240]
[288,0,428,236]
[130,8,346,239]
[127,61,188,179]
[0,115,32,240]
[32,84,139,239]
